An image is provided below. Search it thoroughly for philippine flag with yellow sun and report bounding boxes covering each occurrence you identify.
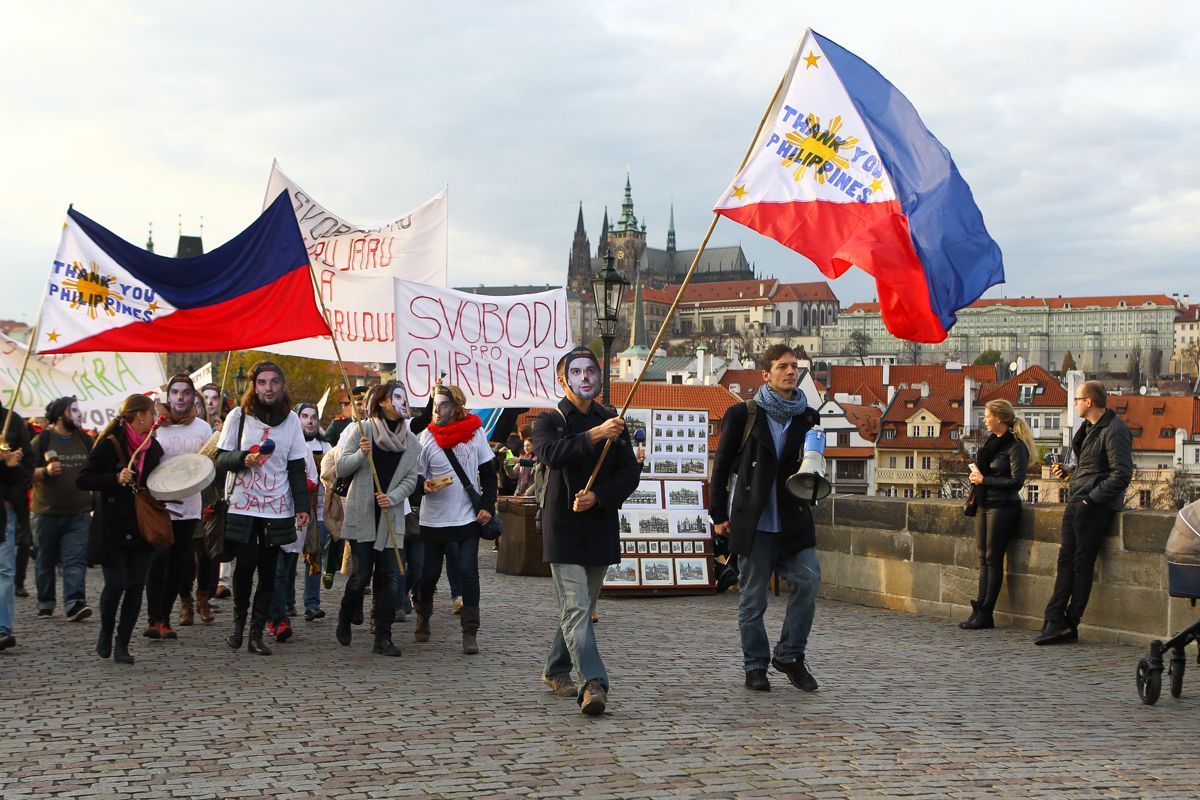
[36,191,328,355]
[714,29,1004,344]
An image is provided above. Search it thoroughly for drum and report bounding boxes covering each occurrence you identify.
[147,453,217,502]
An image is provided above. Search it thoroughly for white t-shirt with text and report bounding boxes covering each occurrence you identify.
[416,427,493,528]
[155,417,214,521]
[217,408,309,520]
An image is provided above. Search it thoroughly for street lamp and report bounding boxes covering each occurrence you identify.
[234,365,248,397]
[591,251,630,405]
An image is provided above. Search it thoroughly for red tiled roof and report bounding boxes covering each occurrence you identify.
[978,364,1067,407]
[842,403,881,443]
[718,369,765,401]
[841,295,1176,315]
[827,364,997,407]
[635,279,838,308]
[772,282,839,302]
[1177,305,1200,324]
[825,446,874,458]
[843,302,880,314]
[1109,395,1200,453]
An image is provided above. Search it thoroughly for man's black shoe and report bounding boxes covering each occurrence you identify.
[304,607,326,622]
[744,668,770,691]
[1034,621,1077,645]
[14,586,28,598]
[37,608,52,619]
[772,657,819,691]
[0,632,15,651]
[67,603,93,622]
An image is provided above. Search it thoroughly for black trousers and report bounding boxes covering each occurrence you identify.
[231,519,280,629]
[342,540,399,640]
[973,505,1020,612]
[100,546,153,645]
[179,538,216,598]
[1043,500,1115,627]
[145,519,196,624]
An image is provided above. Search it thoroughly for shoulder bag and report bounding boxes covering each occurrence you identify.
[108,434,174,551]
[442,446,503,541]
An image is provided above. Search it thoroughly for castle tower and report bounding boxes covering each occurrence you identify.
[608,171,647,281]
[567,202,592,296]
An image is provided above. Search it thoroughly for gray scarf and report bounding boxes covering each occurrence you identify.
[754,383,808,423]
[368,417,409,452]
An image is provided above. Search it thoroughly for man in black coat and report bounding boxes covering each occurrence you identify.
[710,344,822,693]
[0,402,33,651]
[533,346,640,715]
[1037,379,1133,645]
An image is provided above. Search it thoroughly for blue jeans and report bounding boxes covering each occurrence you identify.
[303,521,330,612]
[737,533,820,672]
[1,510,15,635]
[445,540,463,599]
[417,536,480,607]
[271,550,299,623]
[545,563,608,698]
[33,511,91,612]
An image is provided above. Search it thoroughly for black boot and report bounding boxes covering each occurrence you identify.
[959,600,994,630]
[227,611,247,650]
[336,605,352,646]
[959,599,983,629]
[113,639,135,665]
[96,626,114,659]
[372,636,401,657]
[247,614,272,655]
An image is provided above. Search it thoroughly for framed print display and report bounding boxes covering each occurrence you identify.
[671,511,710,538]
[663,481,704,510]
[626,480,662,508]
[651,457,681,477]
[671,541,683,554]
[675,558,709,586]
[604,559,640,587]
[640,558,674,586]
[648,541,660,554]
[682,541,695,554]
[637,510,672,536]
[625,409,651,444]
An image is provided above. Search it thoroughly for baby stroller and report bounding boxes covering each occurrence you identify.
[1137,499,1200,704]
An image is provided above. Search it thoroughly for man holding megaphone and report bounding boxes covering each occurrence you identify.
[710,345,823,694]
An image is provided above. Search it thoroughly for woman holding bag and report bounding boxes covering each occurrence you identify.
[77,394,164,664]
[961,399,1035,630]
[334,381,420,656]
[413,384,496,654]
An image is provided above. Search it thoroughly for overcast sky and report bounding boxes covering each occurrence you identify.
[2,2,1196,325]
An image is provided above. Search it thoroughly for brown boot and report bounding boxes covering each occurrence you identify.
[461,607,480,655]
[195,591,216,624]
[178,596,195,627]
[413,598,431,643]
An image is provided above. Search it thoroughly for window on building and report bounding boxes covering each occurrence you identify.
[904,456,915,469]
[1139,489,1152,508]
[1046,416,1060,430]
[950,429,960,440]
[1027,484,1039,503]
[837,431,850,446]
[787,310,794,327]
[926,425,934,437]
[1018,385,1035,405]
[919,489,932,498]
[723,317,736,333]
[903,488,914,498]
[888,456,897,468]
[1030,416,1040,430]
[774,311,780,326]
[702,319,714,334]
[836,461,864,480]
[884,429,896,439]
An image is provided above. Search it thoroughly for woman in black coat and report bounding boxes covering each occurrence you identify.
[961,399,1035,630]
[77,394,164,663]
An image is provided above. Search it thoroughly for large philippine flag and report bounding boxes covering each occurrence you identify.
[35,191,328,355]
[714,29,1004,344]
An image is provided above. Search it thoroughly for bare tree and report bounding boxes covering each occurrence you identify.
[900,340,922,365]
[848,330,870,365]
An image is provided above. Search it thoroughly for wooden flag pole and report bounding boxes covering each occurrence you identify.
[0,321,41,451]
[307,266,405,577]
[580,69,789,494]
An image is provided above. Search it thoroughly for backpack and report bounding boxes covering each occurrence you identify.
[731,399,757,475]
[534,409,568,508]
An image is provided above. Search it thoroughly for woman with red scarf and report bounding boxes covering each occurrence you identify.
[77,394,164,665]
[413,384,496,654]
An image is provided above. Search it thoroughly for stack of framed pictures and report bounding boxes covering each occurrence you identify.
[604,408,715,594]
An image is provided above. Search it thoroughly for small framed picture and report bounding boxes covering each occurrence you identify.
[640,557,674,586]
[637,511,671,536]
[675,558,709,585]
[663,481,704,510]
[636,540,649,554]
[671,541,683,554]
[604,559,640,586]
[682,541,695,554]
[672,510,710,537]
[648,541,660,554]
[625,480,662,508]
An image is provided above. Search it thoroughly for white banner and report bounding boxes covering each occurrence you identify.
[189,361,212,388]
[0,332,167,428]
[258,160,449,361]
[394,280,575,408]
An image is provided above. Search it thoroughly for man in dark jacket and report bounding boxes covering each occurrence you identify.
[533,346,640,715]
[710,345,821,693]
[1,402,34,651]
[1036,380,1133,645]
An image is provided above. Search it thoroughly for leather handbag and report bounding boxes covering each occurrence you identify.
[963,485,979,517]
[441,446,503,541]
[134,488,175,550]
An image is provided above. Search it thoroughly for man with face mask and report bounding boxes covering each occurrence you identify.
[199,383,228,431]
[214,361,313,656]
[294,403,331,624]
[533,346,641,715]
[324,385,369,446]
[30,396,95,621]
[143,375,214,637]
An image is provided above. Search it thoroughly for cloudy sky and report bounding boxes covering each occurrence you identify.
[2,2,1196,325]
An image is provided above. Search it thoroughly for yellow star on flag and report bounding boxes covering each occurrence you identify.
[803,51,821,69]
[46,330,61,342]
[147,301,159,314]
[869,179,884,193]
[731,184,748,200]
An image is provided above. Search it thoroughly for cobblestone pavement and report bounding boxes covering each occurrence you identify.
[2,551,1197,799]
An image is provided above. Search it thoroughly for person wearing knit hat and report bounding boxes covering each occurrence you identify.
[142,374,214,637]
[29,395,95,623]
[214,360,314,655]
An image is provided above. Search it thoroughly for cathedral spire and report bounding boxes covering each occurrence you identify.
[574,202,586,235]
[666,202,676,255]
[597,206,610,257]
[615,171,638,232]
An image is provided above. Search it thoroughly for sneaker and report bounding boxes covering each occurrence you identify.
[275,619,293,642]
[14,586,29,598]
[214,585,231,599]
[37,608,53,619]
[304,607,326,622]
[579,679,607,716]
[744,668,771,691]
[772,657,818,692]
[266,620,278,637]
[452,596,464,616]
[66,603,93,622]
[160,622,178,640]
[542,675,577,698]
[143,623,161,639]
[322,573,334,590]
[0,632,16,650]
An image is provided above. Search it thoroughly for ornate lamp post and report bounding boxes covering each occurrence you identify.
[234,365,248,397]
[590,251,630,405]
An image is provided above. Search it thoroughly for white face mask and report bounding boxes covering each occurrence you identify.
[68,402,83,429]
[434,395,456,426]
[391,387,410,417]
[299,408,319,435]
[202,390,220,415]
[566,356,600,401]
[168,383,194,414]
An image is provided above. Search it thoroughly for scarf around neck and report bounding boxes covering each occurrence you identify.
[428,414,481,449]
[164,405,197,427]
[369,416,409,453]
[123,422,150,481]
[754,383,808,424]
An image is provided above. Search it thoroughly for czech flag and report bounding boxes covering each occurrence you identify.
[714,29,1004,344]
[36,191,328,354]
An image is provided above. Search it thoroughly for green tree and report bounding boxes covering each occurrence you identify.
[974,349,1003,367]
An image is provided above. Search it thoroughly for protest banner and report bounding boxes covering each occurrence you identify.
[189,361,212,387]
[1,332,166,427]
[260,161,448,362]
[394,280,575,407]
